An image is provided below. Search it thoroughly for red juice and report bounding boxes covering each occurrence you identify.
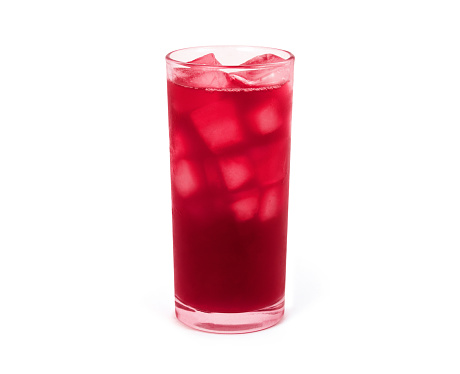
[166,46,294,332]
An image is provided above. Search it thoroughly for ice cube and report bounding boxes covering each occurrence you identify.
[248,99,282,135]
[250,140,290,186]
[184,53,231,88]
[191,70,230,89]
[219,155,252,190]
[231,191,259,221]
[228,54,289,88]
[170,54,232,89]
[172,67,231,89]
[173,159,200,197]
[229,67,289,88]
[190,100,243,153]
[241,54,286,65]
[259,186,282,221]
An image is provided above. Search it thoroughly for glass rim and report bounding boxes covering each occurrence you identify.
[165,45,295,69]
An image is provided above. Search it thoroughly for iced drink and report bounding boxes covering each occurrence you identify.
[166,46,294,333]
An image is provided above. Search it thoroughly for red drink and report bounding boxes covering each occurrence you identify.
[166,46,294,333]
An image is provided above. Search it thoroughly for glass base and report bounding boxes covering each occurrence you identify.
[175,297,285,334]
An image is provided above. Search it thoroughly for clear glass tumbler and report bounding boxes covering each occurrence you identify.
[166,46,294,333]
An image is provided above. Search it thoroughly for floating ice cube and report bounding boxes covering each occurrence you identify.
[219,155,252,190]
[248,99,282,135]
[230,67,289,88]
[192,70,230,88]
[259,186,282,221]
[173,159,200,197]
[172,67,231,89]
[250,140,290,186]
[170,54,233,89]
[241,54,287,65]
[231,191,259,221]
[227,54,289,88]
[189,53,222,65]
[190,100,243,153]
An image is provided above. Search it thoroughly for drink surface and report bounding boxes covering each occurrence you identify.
[167,54,293,313]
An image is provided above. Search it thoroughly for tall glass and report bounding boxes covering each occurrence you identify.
[166,46,294,333]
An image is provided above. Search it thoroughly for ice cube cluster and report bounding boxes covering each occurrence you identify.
[170,53,291,222]
[170,53,291,90]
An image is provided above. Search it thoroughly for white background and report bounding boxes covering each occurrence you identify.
[1,0,459,373]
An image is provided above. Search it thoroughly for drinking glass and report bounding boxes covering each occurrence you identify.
[166,46,294,333]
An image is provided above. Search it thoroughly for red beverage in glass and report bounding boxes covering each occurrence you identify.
[166,46,294,333]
